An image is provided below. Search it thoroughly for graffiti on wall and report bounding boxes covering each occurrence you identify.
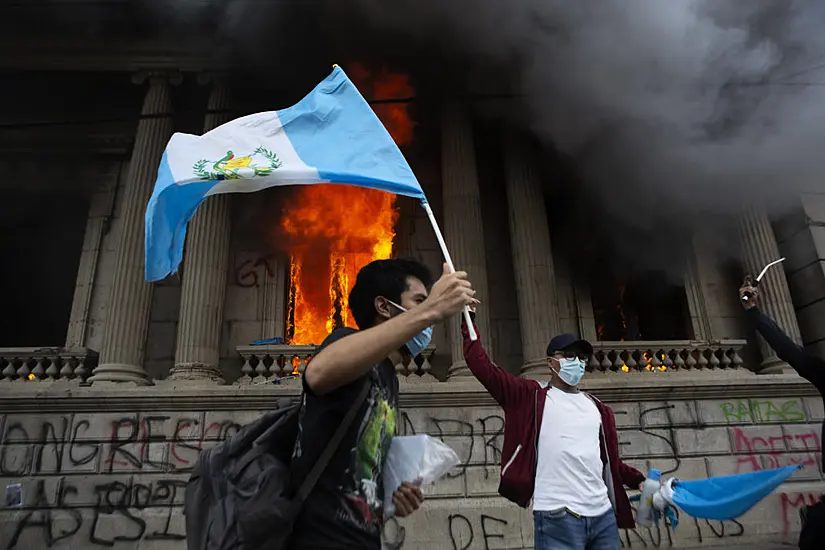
[1,396,822,549]
[719,399,805,424]
[0,412,242,549]
[234,255,279,289]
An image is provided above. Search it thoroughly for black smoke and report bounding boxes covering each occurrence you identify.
[15,0,825,270]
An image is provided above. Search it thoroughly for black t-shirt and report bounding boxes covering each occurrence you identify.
[289,328,399,550]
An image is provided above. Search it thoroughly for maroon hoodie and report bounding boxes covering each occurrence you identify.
[461,320,645,529]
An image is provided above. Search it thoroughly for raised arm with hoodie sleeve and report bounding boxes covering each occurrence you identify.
[745,307,825,389]
[460,313,536,409]
[745,306,825,471]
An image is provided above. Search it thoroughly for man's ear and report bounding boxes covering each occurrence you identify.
[374,296,392,320]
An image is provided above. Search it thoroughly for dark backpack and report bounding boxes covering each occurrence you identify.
[184,383,370,550]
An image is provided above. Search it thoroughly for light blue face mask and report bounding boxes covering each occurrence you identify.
[554,357,586,386]
[386,300,433,358]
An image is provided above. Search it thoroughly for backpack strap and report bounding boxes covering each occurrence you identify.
[294,378,372,505]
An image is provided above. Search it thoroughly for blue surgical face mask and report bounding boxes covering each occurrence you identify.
[387,300,433,358]
[554,357,586,386]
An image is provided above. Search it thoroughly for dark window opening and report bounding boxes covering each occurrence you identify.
[591,269,692,341]
[0,189,89,347]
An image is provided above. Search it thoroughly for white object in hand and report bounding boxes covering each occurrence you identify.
[382,435,461,517]
[743,258,786,302]
[636,468,662,527]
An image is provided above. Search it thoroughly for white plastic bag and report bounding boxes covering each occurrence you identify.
[382,435,461,517]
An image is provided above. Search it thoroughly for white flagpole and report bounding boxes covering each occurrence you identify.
[420,200,478,341]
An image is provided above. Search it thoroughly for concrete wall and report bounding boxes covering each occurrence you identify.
[1,379,821,550]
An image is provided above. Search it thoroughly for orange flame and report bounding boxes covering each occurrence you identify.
[280,63,413,345]
[348,63,415,147]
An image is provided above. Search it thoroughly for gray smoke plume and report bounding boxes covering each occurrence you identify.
[336,0,825,273]
[349,1,824,206]
[41,0,825,268]
[143,1,825,213]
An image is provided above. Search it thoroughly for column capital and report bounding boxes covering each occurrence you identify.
[196,72,228,86]
[131,70,183,87]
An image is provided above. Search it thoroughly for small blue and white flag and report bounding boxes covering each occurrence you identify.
[639,464,802,529]
[145,65,426,282]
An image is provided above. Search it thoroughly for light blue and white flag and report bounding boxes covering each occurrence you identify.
[144,65,426,282]
[642,464,801,527]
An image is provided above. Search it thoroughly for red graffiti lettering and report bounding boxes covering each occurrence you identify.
[731,427,818,474]
[779,492,821,534]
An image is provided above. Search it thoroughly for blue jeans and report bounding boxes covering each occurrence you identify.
[534,509,620,550]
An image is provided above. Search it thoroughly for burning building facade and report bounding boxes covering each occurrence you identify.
[2,7,825,549]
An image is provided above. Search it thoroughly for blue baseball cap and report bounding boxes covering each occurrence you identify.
[546,333,594,356]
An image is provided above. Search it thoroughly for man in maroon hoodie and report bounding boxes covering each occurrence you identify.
[461,313,646,550]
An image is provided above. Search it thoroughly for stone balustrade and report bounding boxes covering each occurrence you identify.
[0,341,749,386]
[589,339,747,374]
[0,347,98,383]
[235,344,437,385]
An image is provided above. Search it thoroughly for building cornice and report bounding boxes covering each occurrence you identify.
[0,373,817,414]
[0,130,132,155]
[0,38,217,73]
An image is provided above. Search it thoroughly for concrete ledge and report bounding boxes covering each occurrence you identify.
[0,373,818,413]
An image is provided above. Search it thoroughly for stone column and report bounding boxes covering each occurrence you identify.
[169,79,232,383]
[503,131,560,378]
[441,101,491,377]
[90,73,178,385]
[685,226,747,342]
[739,204,803,372]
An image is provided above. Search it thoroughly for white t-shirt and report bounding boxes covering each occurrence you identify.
[533,386,613,516]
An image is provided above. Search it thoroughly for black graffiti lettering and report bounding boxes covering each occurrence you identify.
[69,419,99,467]
[142,416,170,444]
[477,416,504,477]
[141,415,172,470]
[106,417,141,472]
[431,419,474,479]
[399,411,416,436]
[480,515,507,550]
[6,479,82,549]
[169,417,203,472]
[146,480,187,540]
[33,417,69,473]
[53,479,84,544]
[694,517,745,540]
[0,423,32,476]
[90,480,147,546]
[132,483,152,509]
[638,404,680,475]
[448,514,473,550]
[621,526,650,548]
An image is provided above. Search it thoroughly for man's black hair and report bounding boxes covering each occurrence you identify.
[349,258,434,330]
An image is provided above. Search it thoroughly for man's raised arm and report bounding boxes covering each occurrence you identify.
[740,281,825,387]
[306,265,476,395]
[461,311,534,408]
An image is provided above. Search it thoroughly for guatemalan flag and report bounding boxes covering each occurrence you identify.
[145,65,427,282]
